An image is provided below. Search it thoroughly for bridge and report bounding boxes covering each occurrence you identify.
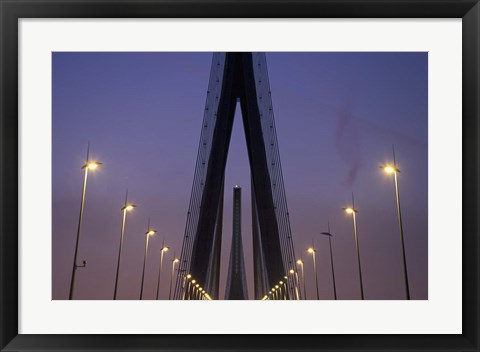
[173,53,299,300]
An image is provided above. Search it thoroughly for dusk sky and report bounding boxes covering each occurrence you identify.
[52,52,428,300]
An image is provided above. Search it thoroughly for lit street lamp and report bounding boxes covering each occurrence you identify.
[307,246,320,300]
[69,145,101,300]
[169,257,180,300]
[156,244,170,299]
[113,191,136,300]
[296,259,307,300]
[320,222,337,300]
[195,284,200,300]
[288,269,300,300]
[140,221,156,299]
[280,280,287,300]
[343,194,364,300]
[189,279,196,300]
[382,146,411,300]
[183,274,192,300]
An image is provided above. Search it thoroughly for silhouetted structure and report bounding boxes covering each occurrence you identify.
[225,186,248,300]
[174,53,298,300]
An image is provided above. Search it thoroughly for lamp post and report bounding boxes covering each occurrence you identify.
[156,244,170,300]
[382,146,411,300]
[195,284,200,300]
[189,279,196,300]
[289,269,300,300]
[140,221,156,300]
[113,191,136,300]
[296,259,307,300]
[307,246,320,300]
[169,257,180,300]
[321,222,337,300]
[68,145,101,300]
[183,274,192,300]
[280,280,287,300]
[344,194,364,300]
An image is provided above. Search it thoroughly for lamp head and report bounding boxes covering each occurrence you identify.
[122,204,136,211]
[382,164,400,174]
[84,161,102,170]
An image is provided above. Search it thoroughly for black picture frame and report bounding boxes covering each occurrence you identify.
[1,0,478,351]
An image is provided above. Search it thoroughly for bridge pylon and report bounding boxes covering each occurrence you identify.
[174,53,298,300]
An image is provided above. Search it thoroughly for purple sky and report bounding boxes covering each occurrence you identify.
[52,52,428,300]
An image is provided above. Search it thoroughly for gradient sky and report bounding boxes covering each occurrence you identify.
[52,52,428,300]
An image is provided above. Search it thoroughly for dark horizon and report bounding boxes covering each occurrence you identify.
[52,52,428,300]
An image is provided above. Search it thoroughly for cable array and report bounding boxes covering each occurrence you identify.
[173,53,226,299]
[252,53,299,299]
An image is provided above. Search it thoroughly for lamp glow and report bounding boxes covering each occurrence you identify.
[123,204,136,211]
[85,161,102,170]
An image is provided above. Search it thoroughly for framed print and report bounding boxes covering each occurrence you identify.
[1,0,479,351]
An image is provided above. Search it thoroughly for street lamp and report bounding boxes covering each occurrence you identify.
[183,274,192,300]
[343,193,364,300]
[156,244,170,300]
[113,190,136,300]
[321,222,337,300]
[296,259,307,300]
[195,284,200,300]
[169,257,180,300]
[288,269,300,300]
[382,146,411,300]
[307,247,320,300]
[189,279,196,300]
[68,145,101,300]
[280,280,287,300]
[140,221,156,300]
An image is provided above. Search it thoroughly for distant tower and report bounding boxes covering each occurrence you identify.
[225,186,248,300]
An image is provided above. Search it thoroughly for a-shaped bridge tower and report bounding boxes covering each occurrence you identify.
[174,53,298,300]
